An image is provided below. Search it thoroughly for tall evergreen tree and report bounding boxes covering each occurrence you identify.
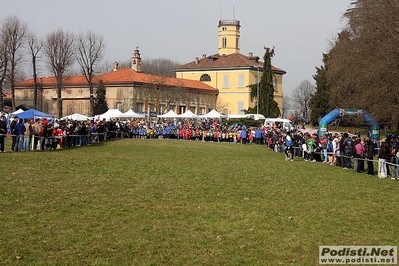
[93,80,108,115]
[310,53,330,125]
[249,47,280,117]
[261,47,280,117]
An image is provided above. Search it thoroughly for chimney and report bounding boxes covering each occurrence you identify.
[195,57,199,64]
[202,54,207,59]
[113,61,119,71]
[249,52,253,57]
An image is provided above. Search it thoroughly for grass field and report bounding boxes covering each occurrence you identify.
[1,138,398,265]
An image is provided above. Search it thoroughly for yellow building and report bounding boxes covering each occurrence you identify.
[174,20,286,116]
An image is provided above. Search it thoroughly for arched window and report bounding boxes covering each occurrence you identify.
[200,74,211,82]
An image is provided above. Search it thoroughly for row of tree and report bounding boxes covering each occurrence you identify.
[309,0,399,130]
[0,15,182,117]
[0,15,105,117]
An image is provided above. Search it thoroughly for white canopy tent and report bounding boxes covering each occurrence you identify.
[96,109,125,121]
[12,109,25,115]
[122,109,145,118]
[178,110,199,119]
[61,113,91,121]
[157,110,179,118]
[200,109,227,119]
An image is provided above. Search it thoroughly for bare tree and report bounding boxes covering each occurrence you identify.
[147,75,168,114]
[291,80,315,119]
[216,98,229,114]
[27,31,43,110]
[1,15,28,111]
[281,93,292,118]
[76,30,105,116]
[141,57,181,77]
[44,29,75,118]
[0,35,8,111]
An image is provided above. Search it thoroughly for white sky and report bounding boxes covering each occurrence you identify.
[2,0,350,96]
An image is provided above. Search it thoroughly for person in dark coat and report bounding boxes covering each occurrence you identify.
[10,116,18,151]
[365,138,375,175]
[0,115,7,152]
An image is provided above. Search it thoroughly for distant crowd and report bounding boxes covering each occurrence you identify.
[1,112,398,181]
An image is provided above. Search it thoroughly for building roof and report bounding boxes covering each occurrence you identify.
[16,76,90,87]
[15,68,218,94]
[98,68,218,93]
[174,53,286,74]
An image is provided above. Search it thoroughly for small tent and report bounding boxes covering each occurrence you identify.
[61,113,91,121]
[157,110,179,118]
[200,109,227,119]
[122,109,145,118]
[97,109,125,121]
[12,109,25,115]
[178,110,199,119]
[15,109,55,121]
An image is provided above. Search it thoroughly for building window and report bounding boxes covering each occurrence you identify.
[179,106,186,114]
[190,106,196,113]
[223,75,230,88]
[274,78,278,92]
[238,101,244,115]
[200,74,211,82]
[222,27,227,31]
[158,104,165,114]
[222,38,227,48]
[136,103,143,112]
[116,102,122,111]
[23,90,29,100]
[238,74,244,88]
[236,38,239,49]
[200,107,205,115]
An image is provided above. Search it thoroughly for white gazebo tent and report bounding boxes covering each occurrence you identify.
[122,109,145,118]
[200,109,227,119]
[97,109,125,121]
[157,110,179,118]
[61,113,90,121]
[12,109,25,115]
[178,110,199,119]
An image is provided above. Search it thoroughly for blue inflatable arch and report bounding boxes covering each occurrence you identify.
[318,108,380,141]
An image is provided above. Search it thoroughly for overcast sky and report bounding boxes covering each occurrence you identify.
[2,0,350,96]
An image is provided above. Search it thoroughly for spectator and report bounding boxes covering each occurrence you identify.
[378,141,389,178]
[14,118,25,152]
[0,115,6,152]
[365,138,375,175]
[284,131,294,161]
[342,133,352,169]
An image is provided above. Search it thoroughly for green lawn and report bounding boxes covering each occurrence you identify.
[0,139,398,265]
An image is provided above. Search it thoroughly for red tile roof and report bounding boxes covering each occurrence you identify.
[15,76,91,87]
[98,68,218,92]
[174,53,286,74]
[15,69,218,94]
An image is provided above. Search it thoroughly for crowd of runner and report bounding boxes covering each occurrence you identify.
[1,112,398,180]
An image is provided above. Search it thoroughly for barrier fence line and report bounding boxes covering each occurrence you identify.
[3,132,398,169]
